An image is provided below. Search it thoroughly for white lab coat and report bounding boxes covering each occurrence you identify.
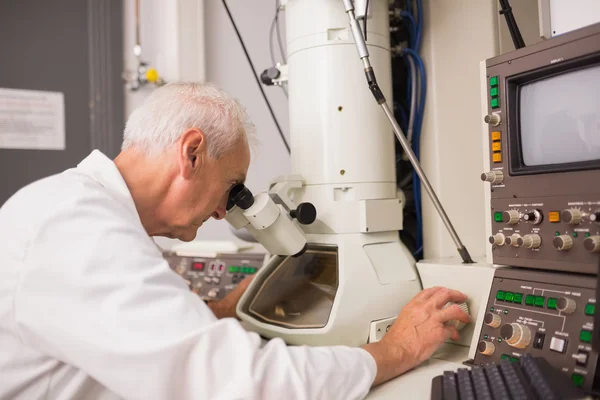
[0,150,377,400]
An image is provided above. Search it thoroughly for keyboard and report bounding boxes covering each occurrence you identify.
[431,354,585,400]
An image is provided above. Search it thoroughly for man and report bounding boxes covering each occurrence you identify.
[0,82,470,399]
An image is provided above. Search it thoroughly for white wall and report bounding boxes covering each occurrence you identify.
[122,0,291,249]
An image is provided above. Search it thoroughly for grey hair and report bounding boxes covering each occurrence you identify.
[122,82,256,158]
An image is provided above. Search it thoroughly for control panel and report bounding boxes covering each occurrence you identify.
[487,197,600,274]
[163,251,266,301]
[473,268,597,390]
[481,22,600,274]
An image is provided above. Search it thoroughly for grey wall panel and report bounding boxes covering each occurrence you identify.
[0,0,123,206]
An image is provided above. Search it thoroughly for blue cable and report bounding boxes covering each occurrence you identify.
[400,11,417,49]
[415,0,423,52]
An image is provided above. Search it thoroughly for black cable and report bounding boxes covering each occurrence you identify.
[222,0,291,153]
[498,0,525,49]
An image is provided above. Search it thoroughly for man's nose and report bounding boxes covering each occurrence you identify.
[212,207,226,220]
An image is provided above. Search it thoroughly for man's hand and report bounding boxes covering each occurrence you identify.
[361,286,470,386]
[206,275,254,319]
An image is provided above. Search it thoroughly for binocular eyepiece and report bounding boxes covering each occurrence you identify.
[227,184,255,211]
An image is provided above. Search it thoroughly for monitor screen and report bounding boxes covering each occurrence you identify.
[519,64,600,167]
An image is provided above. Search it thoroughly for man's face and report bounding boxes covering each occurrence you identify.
[164,130,250,241]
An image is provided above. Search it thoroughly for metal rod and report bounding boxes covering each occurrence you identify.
[343,0,473,263]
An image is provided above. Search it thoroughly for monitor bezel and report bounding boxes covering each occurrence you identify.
[507,53,600,176]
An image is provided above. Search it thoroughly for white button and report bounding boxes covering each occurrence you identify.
[212,277,220,284]
[549,337,566,353]
[204,276,212,283]
[573,352,588,365]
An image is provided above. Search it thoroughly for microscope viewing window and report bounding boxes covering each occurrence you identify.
[507,55,600,176]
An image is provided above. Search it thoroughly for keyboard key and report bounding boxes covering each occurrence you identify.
[470,366,493,400]
[443,371,459,400]
[484,363,510,399]
[457,368,475,400]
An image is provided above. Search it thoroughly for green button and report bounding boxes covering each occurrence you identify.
[501,354,509,360]
[496,290,506,301]
[484,334,489,339]
[494,212,503,223]
[535,296,545,307]
[513,293,523,304]
[490,87,499,97]
[504,310,509,315]
[580,329,593,343]
[505,292,514,302]
[547,298,558,310]
[573,232,579,238]
[555,231,561,236]
[510,356,520,363]
[250,267,257,274]
[585,232,591,238]
[572,373,585,388]
[525,295,535,306]
[497,337,503,343]
[490,307,495,312]
[585,303,596,316]
[490,76,499,86]
[491,97,500,109]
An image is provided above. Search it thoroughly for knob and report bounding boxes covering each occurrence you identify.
[553,235,573,251]
[500,323,531,349]
[562,208,583,225]
[584,236,600,253]
[444,302,470,331]
[509,234,522,247]
[590,212,600,223]
[484,312,502,328]
[557,297,577,314]
[478,340,496,356]
[484,113,502,126]
[502,210,520,224]
[481,171,504,184]
[522,210,543,225]
[290,203,317,225]
[518,234,542,249]
[489,233,506,246]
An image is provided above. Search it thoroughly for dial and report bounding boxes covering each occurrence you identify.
[478,341,496,356]
[484,312,501,328]
[500,323,531,349]
[557,297,577,315]
[509,234,522,248]
[553,235,573,251]
[522,210,543,225]
[489,233,506,246]
[517,234,541,249]
[502,210,520,224]
[562,208,583,225]
[444,302,470,331]
[481,171,504,184]
[484,113,501,126]
[584,236,600,253]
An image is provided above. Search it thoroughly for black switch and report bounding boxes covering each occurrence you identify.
[533,332,546,349]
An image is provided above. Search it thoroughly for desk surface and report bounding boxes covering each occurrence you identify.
[366,344,470,399]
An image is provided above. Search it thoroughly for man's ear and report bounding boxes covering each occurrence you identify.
[179,128,207,179]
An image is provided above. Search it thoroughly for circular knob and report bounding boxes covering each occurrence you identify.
[509,234,522,247]
[590,212,600,223]
[478,340,496,356]
[584,236,600,253]
[502,210,520,224]
[481,171,504,184]
[557,297,577,314]
[500,323,531,349]
[523,210,543,225]
[518,234,542,249]
[553,235,573,251]
[484,113,502,126]
[290,203,317,225]
[489,233,506,246]
[444,302,470,331]
[484,312,502,328]
[562,208,583,225]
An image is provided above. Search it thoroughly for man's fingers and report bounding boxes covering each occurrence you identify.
[444,326,460,342]
[414,286,444,301]
[430,288,468,309]
[439,304,471,324]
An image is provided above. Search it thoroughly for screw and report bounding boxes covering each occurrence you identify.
[340,170,346,175]
[338,106,343,112]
